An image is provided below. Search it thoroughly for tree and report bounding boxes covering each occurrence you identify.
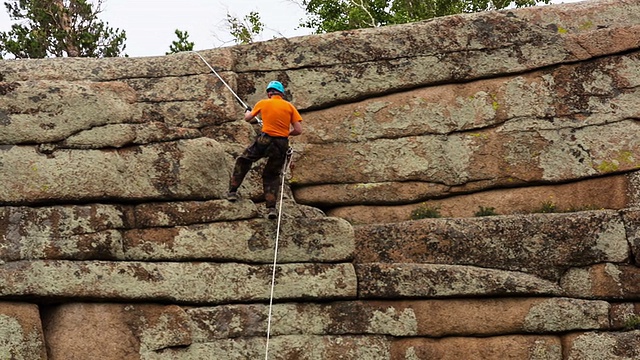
[166,29,194,54]
[226,10,264,44]
[0,0,126,59]
[298,0,552,33]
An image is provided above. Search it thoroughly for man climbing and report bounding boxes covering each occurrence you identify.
[227,81,303,219]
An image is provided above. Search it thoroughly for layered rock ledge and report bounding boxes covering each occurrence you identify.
[2,0,640,359]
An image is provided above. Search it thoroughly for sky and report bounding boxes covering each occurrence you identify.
[0,0,582,58]
[0,0,312,57]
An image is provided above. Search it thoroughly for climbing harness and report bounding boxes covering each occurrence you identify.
[264,146,294,360]
[191,51,262,125]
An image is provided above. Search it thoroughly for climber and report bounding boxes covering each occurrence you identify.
[227,81,303,219]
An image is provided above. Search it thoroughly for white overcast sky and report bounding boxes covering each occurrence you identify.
[0,0,582,58]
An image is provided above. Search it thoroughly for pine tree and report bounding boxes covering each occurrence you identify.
[0,0,126,59]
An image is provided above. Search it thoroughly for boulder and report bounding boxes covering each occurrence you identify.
[390,335,561,360]
[622,208,640,263]
[0,204,129,262]
[560,263,640,299]
[234,0,640,110]
[0,81,138,144]
[291,119,640,187]
[143,335,390,360]
[186,297,609,339]
[0,302,46,360]
[563,331,640,360]
[42,303,191,360]
[324,175,631,222]
[353,211,629,281]
[0,49,234,82]
[132,199,258,227]
[123,216,355,263]
[356,263,562,298]
[610,302,640,330]
[296,52,640,145]
[0,138,231,204]
[0,260,357,304]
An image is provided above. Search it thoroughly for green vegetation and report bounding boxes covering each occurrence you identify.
[532,201,602,214]
[623,315,640,330]
[226,10,263,44]
[0,0,126,58]
[475,206,498,217]
[410,204,442,220]
[166,29,194,55]
[298,0,552,34]
[533,201,557,214]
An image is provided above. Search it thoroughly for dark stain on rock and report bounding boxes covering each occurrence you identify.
[0,82,20,95]
[39,123,56,130]
[0,109,11,126]
[151,142,182,196]
[29,94,46,102]
[126,263,165,283]
[236,74,257,100]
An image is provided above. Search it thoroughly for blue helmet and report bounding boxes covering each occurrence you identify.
[266,81,285,95]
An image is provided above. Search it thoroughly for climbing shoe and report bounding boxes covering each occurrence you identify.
[267,208,278,220]
[227,191,238,202]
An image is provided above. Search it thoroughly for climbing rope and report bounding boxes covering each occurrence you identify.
[191,50,292,359]
[191,51,262,125]
[264,146,294,360]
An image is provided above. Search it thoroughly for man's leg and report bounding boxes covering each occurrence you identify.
[228,156,253,200]
[228,138,267,199]
[262,139,287,212]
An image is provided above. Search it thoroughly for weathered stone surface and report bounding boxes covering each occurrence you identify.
[322,175,631,221]
[0,138,231,204]
[43,303,191,360]
[297,53,640,145]
[563,331,640,360]
[354,211,629,281]
[1,229,124,262]
[235,0,640,110]
[292,120,640,188]
[0,81,138,144]
[0,261,357,304]
[0,302,46,360]
[610,303,640,330]
[0,49,235,82]
[0,203,129,236]
[61,122,202,149]
[390,335,561,360]
[288,50,640,211]
[142,335,390,360]
[356,263,562,298]
[622,208,640,264]
[186,297,609,340]
[133,199,258,227]
[560,263,640,299]
[123,216,355,263]
[0,204,129,261]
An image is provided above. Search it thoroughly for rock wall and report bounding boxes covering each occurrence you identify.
[1,0,640,359]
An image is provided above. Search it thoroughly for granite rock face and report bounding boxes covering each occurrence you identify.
[1,0,640,359]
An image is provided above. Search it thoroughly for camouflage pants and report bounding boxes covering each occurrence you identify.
[229,133,289,208]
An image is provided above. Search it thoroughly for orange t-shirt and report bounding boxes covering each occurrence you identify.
[250,95,302,137]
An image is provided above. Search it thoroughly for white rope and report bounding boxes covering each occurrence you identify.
[264,147,294,360]
[191,51,262,125]
[190,50,287,358]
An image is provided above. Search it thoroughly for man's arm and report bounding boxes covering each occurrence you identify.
[244,108,257,122]
[290,121,303,136]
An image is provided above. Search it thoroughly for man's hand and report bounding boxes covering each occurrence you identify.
[244,107,255,123]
